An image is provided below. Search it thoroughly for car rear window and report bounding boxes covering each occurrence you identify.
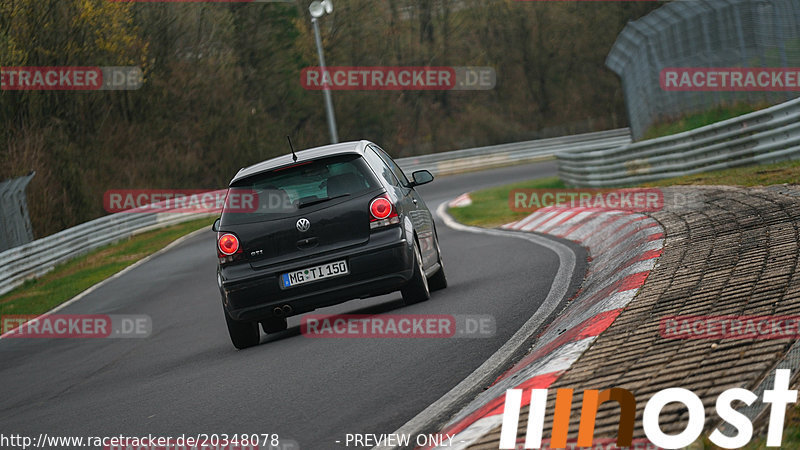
[220,154,379,225]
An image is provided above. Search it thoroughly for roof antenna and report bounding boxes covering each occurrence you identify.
[287,135,298,162]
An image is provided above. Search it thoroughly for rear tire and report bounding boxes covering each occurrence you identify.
[428,237,448,292]
[225,311,260,349]
[402,241,430,305]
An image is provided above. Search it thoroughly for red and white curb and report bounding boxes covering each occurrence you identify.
[449,193,473,208]
[424,205,664,449]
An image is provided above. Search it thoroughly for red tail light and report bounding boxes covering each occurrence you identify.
[370,194,400,229]
[218,233,240,256]
[370,197,393,219]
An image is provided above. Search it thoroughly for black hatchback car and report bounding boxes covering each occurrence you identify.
[212,140,447,348]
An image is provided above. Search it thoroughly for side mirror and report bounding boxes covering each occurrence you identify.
[410,170,434,187]
[211,218,221,232]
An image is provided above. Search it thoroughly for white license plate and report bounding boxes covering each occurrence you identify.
[281,260,349,288]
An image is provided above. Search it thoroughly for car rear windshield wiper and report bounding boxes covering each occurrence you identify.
[298,193,350,208]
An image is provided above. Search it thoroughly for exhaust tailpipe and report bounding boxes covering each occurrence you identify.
[273,307,284,317]
[282,305,293,315]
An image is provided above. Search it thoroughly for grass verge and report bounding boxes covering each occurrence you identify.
[642,102,767,140]
[0,217,214,318]
[448,159,799,228]
[447,176,565,228]
[642,159,800,188]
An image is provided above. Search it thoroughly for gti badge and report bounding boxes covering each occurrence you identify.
[296,218,311,232]
[250,250,263,257]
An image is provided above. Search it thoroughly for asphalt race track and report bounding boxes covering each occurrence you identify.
[0,161,584,449]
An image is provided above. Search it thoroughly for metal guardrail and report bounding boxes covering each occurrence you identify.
[0,129,631,297]
[0,172,36,252]
[396,128,631,176]
[606,0,800,140]
[558,97,800,187]
[0,195,222,297]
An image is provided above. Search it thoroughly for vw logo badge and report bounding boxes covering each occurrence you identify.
[296,218,311,232]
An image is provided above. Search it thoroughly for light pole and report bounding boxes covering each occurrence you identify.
[309,0,339,144]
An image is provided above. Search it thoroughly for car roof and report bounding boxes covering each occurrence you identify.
[231,140,373,185]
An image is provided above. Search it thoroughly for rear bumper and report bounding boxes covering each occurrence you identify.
[219,228,414,322]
